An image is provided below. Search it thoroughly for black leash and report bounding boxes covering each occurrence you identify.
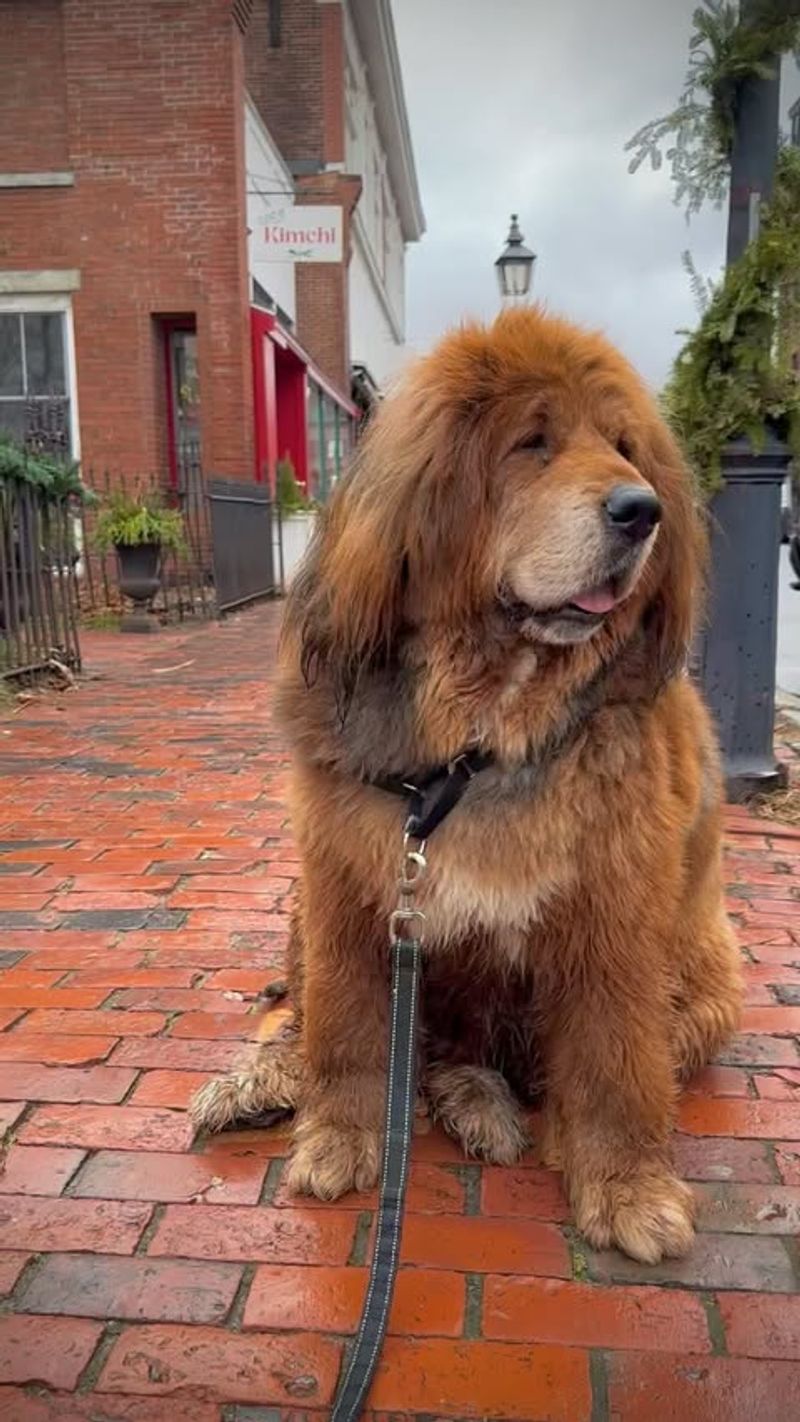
[329,933,421,1421]
[330,755,482,1421]
[330,657,625,1417]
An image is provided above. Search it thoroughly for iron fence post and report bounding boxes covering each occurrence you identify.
[699,0,790,798]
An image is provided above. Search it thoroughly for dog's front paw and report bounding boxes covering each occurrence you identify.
[190,1043,303,1135]
[190,1072,273,1134]
[575,1171,696,1264]
[285,1120,381,1200]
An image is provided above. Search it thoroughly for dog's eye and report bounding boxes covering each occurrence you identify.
[516,432,549,459]
[616,436,633,462]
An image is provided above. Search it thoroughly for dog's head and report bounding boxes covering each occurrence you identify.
[290,307,703,703]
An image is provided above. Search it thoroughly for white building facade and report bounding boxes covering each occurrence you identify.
[345,0,424,395]
[245,94,297,328]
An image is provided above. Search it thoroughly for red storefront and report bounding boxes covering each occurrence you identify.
[251,309,359,499]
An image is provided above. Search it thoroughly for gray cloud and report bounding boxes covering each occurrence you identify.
[393,0,800,389]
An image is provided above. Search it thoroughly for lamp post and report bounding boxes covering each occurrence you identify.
[495,214,536,302]
[697,0,790,800]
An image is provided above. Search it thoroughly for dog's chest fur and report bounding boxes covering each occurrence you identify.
[411,760,578,951]
[421,859,562,949]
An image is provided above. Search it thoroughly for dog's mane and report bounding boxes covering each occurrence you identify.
[276,307,704,774]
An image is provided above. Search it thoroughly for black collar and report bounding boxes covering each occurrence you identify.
[363,651,626,841]
[370,748,494,841]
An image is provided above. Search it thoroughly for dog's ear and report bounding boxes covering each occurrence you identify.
[282,389,424,713]
[635,412,706,687]
[283,353,495,713]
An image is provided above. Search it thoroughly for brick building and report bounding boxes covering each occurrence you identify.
[0,0,423,496]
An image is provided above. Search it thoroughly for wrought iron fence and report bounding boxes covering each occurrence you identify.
[207,478,276,613]
[79,447,278,622]
[79,449,215,624]
[0,479,82,678]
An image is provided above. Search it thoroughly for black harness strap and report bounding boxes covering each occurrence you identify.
[329,935,421,1422]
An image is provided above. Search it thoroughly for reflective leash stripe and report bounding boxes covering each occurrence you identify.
[329,937,420,1422]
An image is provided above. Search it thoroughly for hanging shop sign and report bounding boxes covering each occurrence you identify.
[252,204,343,263]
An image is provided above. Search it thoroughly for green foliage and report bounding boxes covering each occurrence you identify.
[681,249,715,316]
[662,145,800,498]
[626,2,800,496]
[276,457,312,514]
[93,491,185,552]
[0,434,95,504]
[625,0,800,217]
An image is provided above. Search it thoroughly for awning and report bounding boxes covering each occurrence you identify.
[260,312,359,418]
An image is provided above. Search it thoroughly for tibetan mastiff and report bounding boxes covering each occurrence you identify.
[194,307,741,1263]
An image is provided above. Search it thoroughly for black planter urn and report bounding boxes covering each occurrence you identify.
[115,541,162,632]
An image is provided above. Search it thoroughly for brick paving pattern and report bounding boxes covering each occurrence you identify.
[0,604,798,1419]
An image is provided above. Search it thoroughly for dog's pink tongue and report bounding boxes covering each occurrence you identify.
[570,584,618,615]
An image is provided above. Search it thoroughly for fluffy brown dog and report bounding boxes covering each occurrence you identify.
[193,306,741,1264]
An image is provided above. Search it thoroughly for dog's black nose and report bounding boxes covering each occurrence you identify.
[605,484,662,542]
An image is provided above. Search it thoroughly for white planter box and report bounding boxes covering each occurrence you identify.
[280,510,316,588]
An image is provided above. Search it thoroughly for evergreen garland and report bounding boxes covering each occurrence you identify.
[626,0,800,497]
[626,1,800,217]
[663,146,800,496]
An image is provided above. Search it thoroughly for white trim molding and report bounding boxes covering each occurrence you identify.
[0,270,81,295]
[346,0,425,242]
[352,209,403,342]
[0,293,81,460]
[0,172,74,188]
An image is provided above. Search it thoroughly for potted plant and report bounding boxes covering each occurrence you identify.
[276,456,316,587]
[93,491,185,632]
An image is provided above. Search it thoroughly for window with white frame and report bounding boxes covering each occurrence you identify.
[0,306,73,455]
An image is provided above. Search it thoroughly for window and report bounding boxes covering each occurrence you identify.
[323,395,338,493]
[306,381,323,501]
[305,382,356,502]
[161,317,200,488]
[792,101,800,148]
[339,410,355,470]
[0,309,71,453]
[170,330,200,458]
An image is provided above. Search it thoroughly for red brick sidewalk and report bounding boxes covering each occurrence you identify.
[0,604,798,1421]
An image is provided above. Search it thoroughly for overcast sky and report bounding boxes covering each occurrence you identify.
[392,0,800,390]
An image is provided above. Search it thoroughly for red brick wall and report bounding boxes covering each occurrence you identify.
[0,0,68,171]
[295,172,360,395]
[321,3,345,166]
[0,0,253,480]
[246,0,324,164]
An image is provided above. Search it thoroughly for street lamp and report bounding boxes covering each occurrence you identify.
[495,214,536,301]
[696,0,790,799]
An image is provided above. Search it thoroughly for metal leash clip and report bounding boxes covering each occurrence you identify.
[389,831,427,946]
